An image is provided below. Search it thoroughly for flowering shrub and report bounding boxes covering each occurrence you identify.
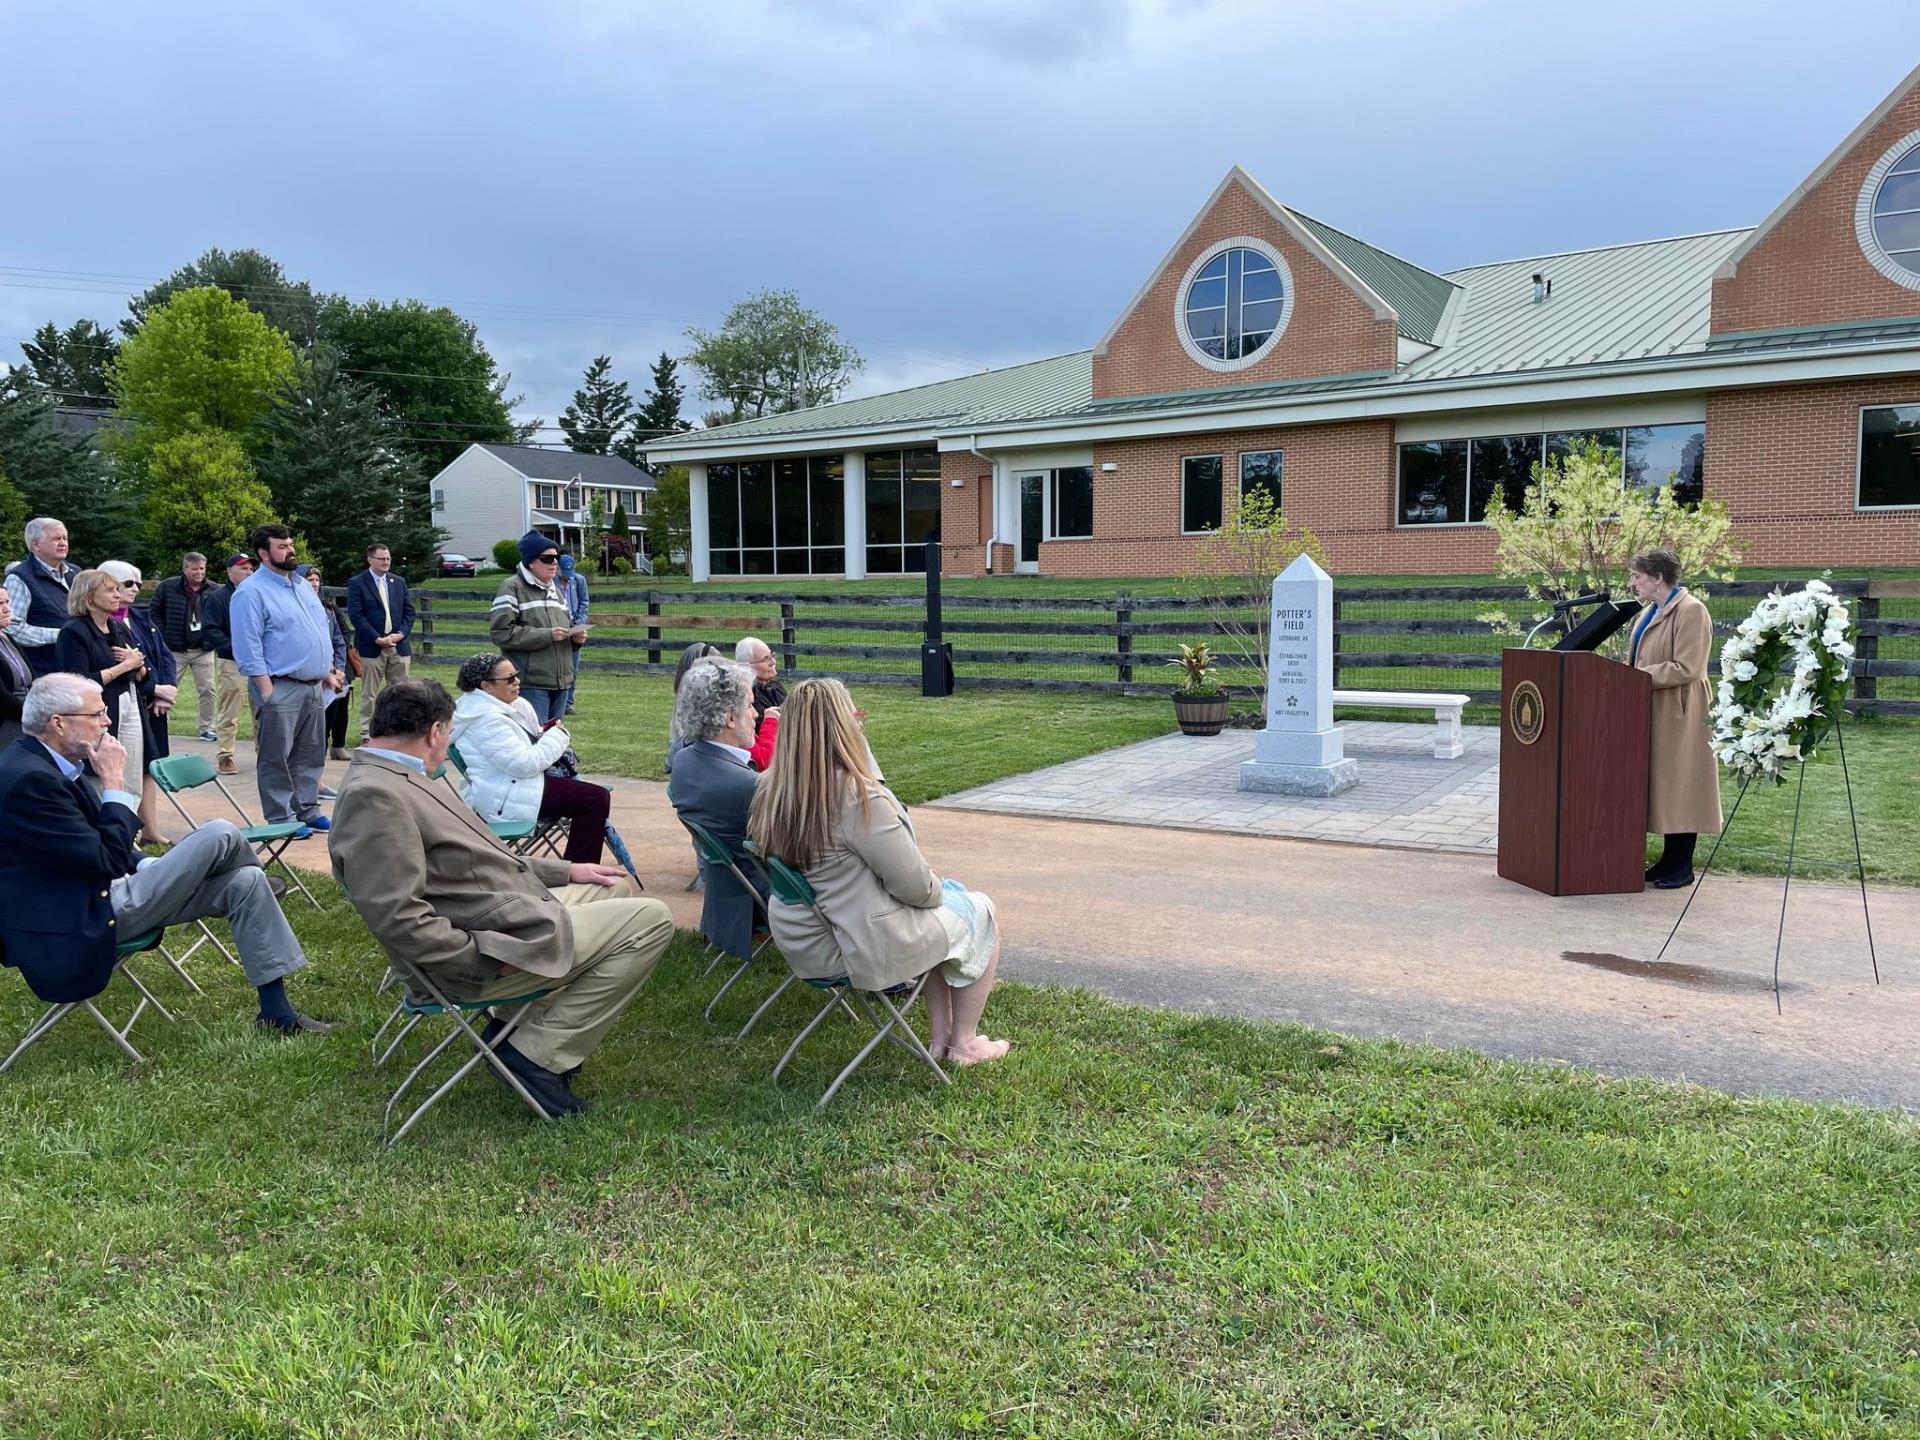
[1711,579,1855,784]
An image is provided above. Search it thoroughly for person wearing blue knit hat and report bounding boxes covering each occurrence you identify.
[489,532,584,723]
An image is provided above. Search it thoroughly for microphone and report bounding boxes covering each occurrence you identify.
[1552,591,1609,612]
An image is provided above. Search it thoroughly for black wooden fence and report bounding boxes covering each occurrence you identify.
[411,576,1920,714]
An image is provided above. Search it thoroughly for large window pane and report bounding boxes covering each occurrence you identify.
[1239,450,1282,513]
[707,462,740,548]
[902,449,940,481]
[903,479,942,547]
[1469,434,1541,520]
[1398,440,1468,524]
[776,548,809,575]
[866,544,902,574]
[866,477,901,545]
[811,547,845,576]
[1626,423,1705,505]
[739,461,774,547]
[1051,466,1094,538]
[773,458,808,550]
[1860,404,1920,507]
[741,549,775,576]
[809,457,844,546]
[1546,428,1623,476]
[866,450,902,484]
[709,549,740,576]
[1182,455,1223,532]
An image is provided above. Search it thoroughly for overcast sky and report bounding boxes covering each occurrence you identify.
[2,1,1912,435]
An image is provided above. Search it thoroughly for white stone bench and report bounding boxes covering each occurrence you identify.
[1331,689,1470,759]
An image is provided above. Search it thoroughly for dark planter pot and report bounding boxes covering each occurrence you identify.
[1172,692,1229,736]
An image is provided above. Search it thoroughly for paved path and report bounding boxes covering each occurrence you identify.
[932,721,1500,854]
[190,739,1918,1111]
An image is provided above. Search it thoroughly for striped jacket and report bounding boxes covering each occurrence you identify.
[488,566,576,691]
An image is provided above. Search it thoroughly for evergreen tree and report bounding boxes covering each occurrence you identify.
[17,319,118,407]
[253,350,445,583]
[618,351,691,464]
[559,354,633,455]
[125,247,332,346]
[0,375,134,563]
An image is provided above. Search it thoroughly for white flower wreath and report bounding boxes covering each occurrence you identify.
[1710,579,1855,785]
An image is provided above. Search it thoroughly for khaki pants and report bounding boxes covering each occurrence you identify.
[470,879,673,1074]
[215,657,247,760]
[358,650,411,742]
[177,647,217,730]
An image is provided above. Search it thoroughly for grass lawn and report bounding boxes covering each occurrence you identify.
[1,888,1914,1437]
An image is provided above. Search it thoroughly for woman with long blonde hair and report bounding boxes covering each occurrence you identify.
[748,678,1008,1065]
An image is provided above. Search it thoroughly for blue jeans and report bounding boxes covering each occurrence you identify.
[524,687,567,724]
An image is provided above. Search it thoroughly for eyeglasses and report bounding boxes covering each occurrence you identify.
[60,708,111,721]
[532,553,560,565]
[487,672,522,686]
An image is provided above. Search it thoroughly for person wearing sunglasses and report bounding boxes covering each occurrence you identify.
[489,531,585,725]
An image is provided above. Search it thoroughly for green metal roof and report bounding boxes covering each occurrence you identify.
[1289,210,1458,345]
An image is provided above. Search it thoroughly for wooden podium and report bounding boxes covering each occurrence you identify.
[1497,648,1651,896]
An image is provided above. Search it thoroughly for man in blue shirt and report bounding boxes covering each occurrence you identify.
[228,523,341,832]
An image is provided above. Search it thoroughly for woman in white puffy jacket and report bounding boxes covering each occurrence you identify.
[450,651,612,864]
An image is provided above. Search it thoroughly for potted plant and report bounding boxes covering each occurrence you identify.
[1166,642,1229,735]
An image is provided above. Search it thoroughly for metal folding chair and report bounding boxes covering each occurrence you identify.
[680,818,777,1025]
[1,929,175,1073]
[147,754,322,909]
[760,855,950,1109]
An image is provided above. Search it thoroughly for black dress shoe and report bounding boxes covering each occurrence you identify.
[256,1012,340,1036]
[1653,870,1695,889]
[490,1038,586,1117]
[1644,864,1667,884]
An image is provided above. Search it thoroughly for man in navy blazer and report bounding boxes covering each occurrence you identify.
[666,661,766,962]
[0,673,329,1032]
[345,541,415,745]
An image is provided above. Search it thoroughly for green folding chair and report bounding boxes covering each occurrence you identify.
[1,928,175,1073]
[445,742,569,856]
[148,754,322,910]
[760,855,950,1109]
[679,818,779,1022]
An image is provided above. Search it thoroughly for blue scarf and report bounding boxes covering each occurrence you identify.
[1631,587,1681,662]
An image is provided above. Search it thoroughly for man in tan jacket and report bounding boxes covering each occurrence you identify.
[329,678,672,1116]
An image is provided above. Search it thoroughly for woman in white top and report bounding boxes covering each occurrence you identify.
[449,651,611,864]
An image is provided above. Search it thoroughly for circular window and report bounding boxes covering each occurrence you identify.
[1175,237,1294,372]
[1856,130,1920,289]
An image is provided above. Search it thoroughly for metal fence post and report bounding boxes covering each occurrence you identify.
[780,601,796,676]
[419,595,433,658]
[1331,595,1343,692]
[1856,593,1879,704]
[921,536,952,697]
[1115,598,1133,685]
[647,597,661,667]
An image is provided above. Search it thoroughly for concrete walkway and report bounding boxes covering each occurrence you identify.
[189,738,1919,1111]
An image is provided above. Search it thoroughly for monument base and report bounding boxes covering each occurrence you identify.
[1239,756,1359,797]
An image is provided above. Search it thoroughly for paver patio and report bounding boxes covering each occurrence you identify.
[928,719,1501,852]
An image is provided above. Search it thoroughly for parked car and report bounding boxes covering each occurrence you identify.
[437,553,478,577]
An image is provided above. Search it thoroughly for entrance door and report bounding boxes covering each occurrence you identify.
[1017,473,1044,573]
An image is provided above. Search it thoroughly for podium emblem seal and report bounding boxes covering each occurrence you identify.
[1510,680,1544,746]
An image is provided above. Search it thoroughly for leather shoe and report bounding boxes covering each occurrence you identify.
[329,747,351,762]
[1653,870,1695,889]
[266,874,288,899]
[257,1012,340,1036]
[217,756,238,775]
[490,1037,586,1117]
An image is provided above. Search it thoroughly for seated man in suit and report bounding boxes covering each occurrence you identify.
[329,678,672,1118]
[0,672,328,1032]
[667,660,766,963]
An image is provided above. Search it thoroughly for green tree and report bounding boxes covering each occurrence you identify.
[559,354,633,455]
[17,319,118,407]
[253,351,444,583]
[645,465,690,572]
[0,375,134,562]
[320,299,525,474]
[609,497,632,560]
[1181,487,1329,695]
[684,289,863,419]
[618,351,691,463]
[0,458,29,552]
[109,287,298,440]
[1482,440,1743,632]
[125,247,332,345]
[134,429,277,566]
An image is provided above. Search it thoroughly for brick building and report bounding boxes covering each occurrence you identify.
[649,69,1920,580]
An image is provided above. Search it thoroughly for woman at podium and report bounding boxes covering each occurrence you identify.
[1627,547,1722,888]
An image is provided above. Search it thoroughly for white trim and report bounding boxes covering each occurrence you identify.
[687,464,710,583]
[1091,167,1396,357]
[1178,453,1226,535]
[1855,129,1920,290]
[643,422,936,463]
[1857,401,1920,509]
[1394,396,1705,442]
[1717,62,1920,281]
[1173,236,1296,373]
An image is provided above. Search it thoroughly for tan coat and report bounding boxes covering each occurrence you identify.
[1632,589,1724,835]
[329,751,577,986]
[768,782,947,993]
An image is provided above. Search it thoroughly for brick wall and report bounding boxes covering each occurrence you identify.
[1706,379,1920,563]
[1091,178,1400,400]
[1713,82,1920,334]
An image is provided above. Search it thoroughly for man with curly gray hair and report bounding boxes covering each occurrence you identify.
[668,662,764,962]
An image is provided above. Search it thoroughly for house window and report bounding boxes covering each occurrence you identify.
[1238,450,1282,512]
[1860,405,1920,508]
[1181,455,1223,533]
[704,454,851,574]
[1626,423,1705,505]
[1398,423,1702,525]
[1859,133,1920,288]
[533,483,559,512]
[1178,239,1293,372]
[1049,466,1094,538]
[863,448,940,573]
[1398,440,1468,525]
[431,487,446,513]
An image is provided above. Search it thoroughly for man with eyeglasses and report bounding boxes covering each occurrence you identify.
[488,530,585,725]
[0,672,330,1033]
